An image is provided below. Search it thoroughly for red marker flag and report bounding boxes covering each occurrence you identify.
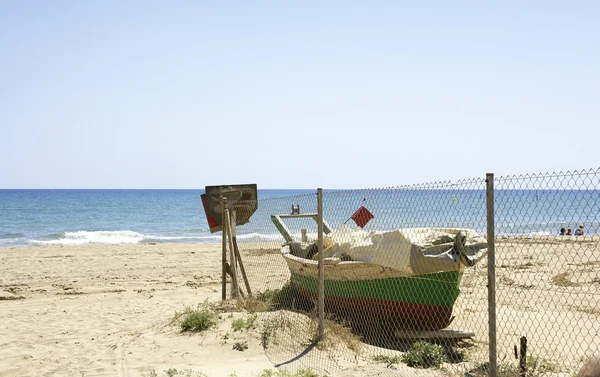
[201,194,221,232]
[350,206,374,228]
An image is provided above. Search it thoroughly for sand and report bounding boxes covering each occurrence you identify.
[1,237,599,376]
[0,243,275,377]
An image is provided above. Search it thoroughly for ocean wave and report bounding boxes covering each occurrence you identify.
[0,237,25,246]
[142,235,221,241]
[527,231,552,236]
[46,232,66,240]
[30,230,144,245]
[496,231,554,237]
[236,233,285,241]
[0,232,26,239]
[145,233,285,242]
[27,230,287,246]
[184,228,209,233]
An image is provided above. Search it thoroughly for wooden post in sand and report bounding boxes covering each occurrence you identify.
[486,173,498,377]
[317,188,325,338]
[231,210,252,297]
[519,336,527,377]
[221,197,227,300]
[224,207,239,299]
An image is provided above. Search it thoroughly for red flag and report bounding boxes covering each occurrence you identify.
[201,194,222,232]
[350,206,374,228]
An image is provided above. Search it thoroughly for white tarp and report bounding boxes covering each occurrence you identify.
[324,226,488,275]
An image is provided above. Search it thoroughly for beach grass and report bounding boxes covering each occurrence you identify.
[401,341,446,368]
[231,314,257,331]
[174,308,219,333]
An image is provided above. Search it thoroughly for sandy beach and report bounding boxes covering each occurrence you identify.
[1,238,599,376]
[1,243,275,377]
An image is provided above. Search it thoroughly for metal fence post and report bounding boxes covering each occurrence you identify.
[221,197,227,300]
[317,188,325,338]
[486,173,497,377]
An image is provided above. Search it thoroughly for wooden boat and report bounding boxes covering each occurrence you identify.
[271,214,488,331]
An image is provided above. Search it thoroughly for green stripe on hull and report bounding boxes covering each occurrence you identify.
[291,270,463,308]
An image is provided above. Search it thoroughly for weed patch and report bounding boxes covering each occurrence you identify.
[144,370,206,377]
[467,356,561,377]
[257,369,322,377]
[231,314,257,331]
[526,356,561,373]
[373,354,402,368]
[232,341,248,351]
[255,281,314,312]
[402,341,446,368]
[174,308,219,333]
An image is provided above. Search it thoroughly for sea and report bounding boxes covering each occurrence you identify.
[0,189,598,247]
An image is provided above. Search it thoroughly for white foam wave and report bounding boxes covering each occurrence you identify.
[29,230,286,245]
[0,238,23,246]
[527,231,552,237]
[147,233,285,241]
[144,235,222,241]
[236,233,285,241]
[30,230,144,245]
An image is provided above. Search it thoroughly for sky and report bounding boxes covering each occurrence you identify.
[1,1,599,189]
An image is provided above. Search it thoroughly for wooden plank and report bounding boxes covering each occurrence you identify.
[271,214,333,241]
[231,210,252,297]
[224,208,239,298]
[395,329,475,340]
[278,214,319,219]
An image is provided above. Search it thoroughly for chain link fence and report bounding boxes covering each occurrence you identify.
[493,170,600,376]
[225,169,599,376]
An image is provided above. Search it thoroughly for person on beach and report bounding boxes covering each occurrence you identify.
[560,227,566,235]
[566,228,573,235]
[574,225,584,236]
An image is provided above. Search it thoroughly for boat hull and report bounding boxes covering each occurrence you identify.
[283,250,463,330]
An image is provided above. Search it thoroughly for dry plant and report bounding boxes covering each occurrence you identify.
[306,317,363,355]
[571,305,600,316]
[144,369,207,377]
[372,354,402,368]
[170,302,220,333]
[259,311,297,350]
[551,272,581,287]
[211,281,314,314]
[466,355,561,377]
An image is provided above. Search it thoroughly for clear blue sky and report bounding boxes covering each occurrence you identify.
[1,1,598,189]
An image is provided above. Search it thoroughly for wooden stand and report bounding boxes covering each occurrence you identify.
[221,197,252,300]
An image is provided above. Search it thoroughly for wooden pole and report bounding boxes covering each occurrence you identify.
[519,336,527,377]
[231,210,252,297]
[224,207,239,298]
[221,197,227,300]
[486,173,497,377]
[317,188,325,338]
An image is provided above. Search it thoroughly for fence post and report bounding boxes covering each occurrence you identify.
[519,336,527,377]
[224,207,239,299]
[317,188,325,338]
[486,173,497,377]
[221,197,227,300]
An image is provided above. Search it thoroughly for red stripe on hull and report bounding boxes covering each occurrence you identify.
[298,288,453,331]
